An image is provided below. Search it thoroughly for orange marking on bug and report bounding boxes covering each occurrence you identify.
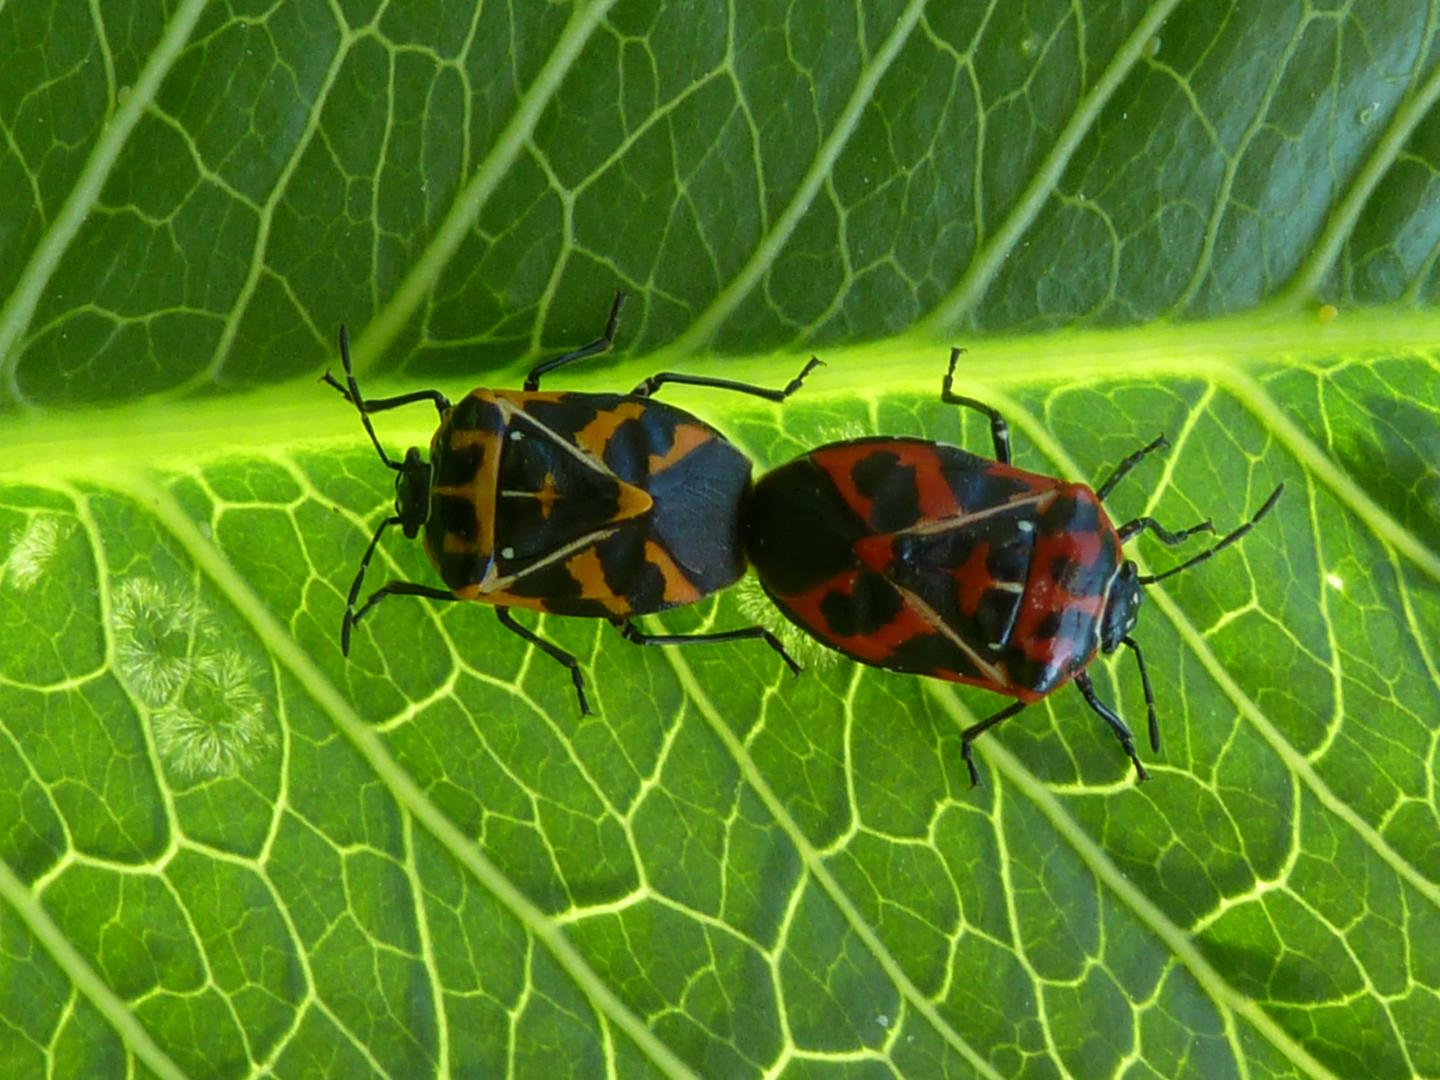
[433,480,471,499]
[611,479,654,521]
[441,531,482,553]
[535,472,560,518]
[488,389,573,411]
[433,424,501,555]
[572,401,647,459]
[446,427,500,451]
[563,548,633,615]
[643,541,702,605]
[648,423,712,473]
[475,589,549,612]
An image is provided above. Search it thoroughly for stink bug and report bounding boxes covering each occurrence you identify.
[324,292,821,713]
[743,348,1283,785]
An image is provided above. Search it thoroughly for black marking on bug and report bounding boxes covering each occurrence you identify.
[744,459,867,595]
[986,540,1029,584]
[1035,611,1063,640]
[451,394,504,433]
[820,571,903,637]
[1049,554,1077,586]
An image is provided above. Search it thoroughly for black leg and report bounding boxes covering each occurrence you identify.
[341,514,401,653]
[630,356,823,402]
[1138,484,1285,585]
[524,291,626,391]
[1118,516,1215,545]
[324,381,453,417]
[322,326,450,469]
[941,347,1011,464]
[613,619,802,676]
[1074,673,1148,781]
[496,608,590,716]
[959,700,1028,788]
[1122,636,1160,753]
[1095,434,1169,502]
[349,579,459,652]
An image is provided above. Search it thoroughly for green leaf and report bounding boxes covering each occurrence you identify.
[1,2,1438,1078]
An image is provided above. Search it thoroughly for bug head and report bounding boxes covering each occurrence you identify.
[394,446,430,539]
[1099,561,1142,653]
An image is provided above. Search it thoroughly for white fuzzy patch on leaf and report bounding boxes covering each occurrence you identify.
[112,576,273,779]
[2,516,66,591]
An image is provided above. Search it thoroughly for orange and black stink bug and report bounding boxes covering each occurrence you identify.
[325,293,820,713]
[743,348,1282,785]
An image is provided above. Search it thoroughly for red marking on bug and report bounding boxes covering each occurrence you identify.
[947,541,994,618]
[812,441,966,526]
[853,534,895,574]
[910,452,961,519]
[782,571,938,664]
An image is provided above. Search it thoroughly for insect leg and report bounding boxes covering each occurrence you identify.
[338,385,452,416]
[940,347,1011,464]
[348,580,458,652]
[629,356,823,402]
[613,619,802,676]
[341,515,400,652]
[524,291,626,391]
[496,608,591,716]
[1121,636,1160,753]
[959,700,1028,788]
[1095,434,1169,501]
[1074,672,1149,780]
[1117,516,1215,544]
[322,327,450,415]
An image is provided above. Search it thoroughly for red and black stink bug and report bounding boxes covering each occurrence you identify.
[743,347,1283,785]
[323,292,821,713]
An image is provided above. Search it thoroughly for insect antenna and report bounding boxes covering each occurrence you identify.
[322,326,401,471]
[1138,484,1284,585]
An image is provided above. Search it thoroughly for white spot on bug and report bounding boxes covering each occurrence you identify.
[1,516,66,592]
[111,576,273,780]
[993,580,1024,593]
[1325,573,1344,591]
[1017,520,1035,533]
[510,430,524,441]
[501,546,516,559]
